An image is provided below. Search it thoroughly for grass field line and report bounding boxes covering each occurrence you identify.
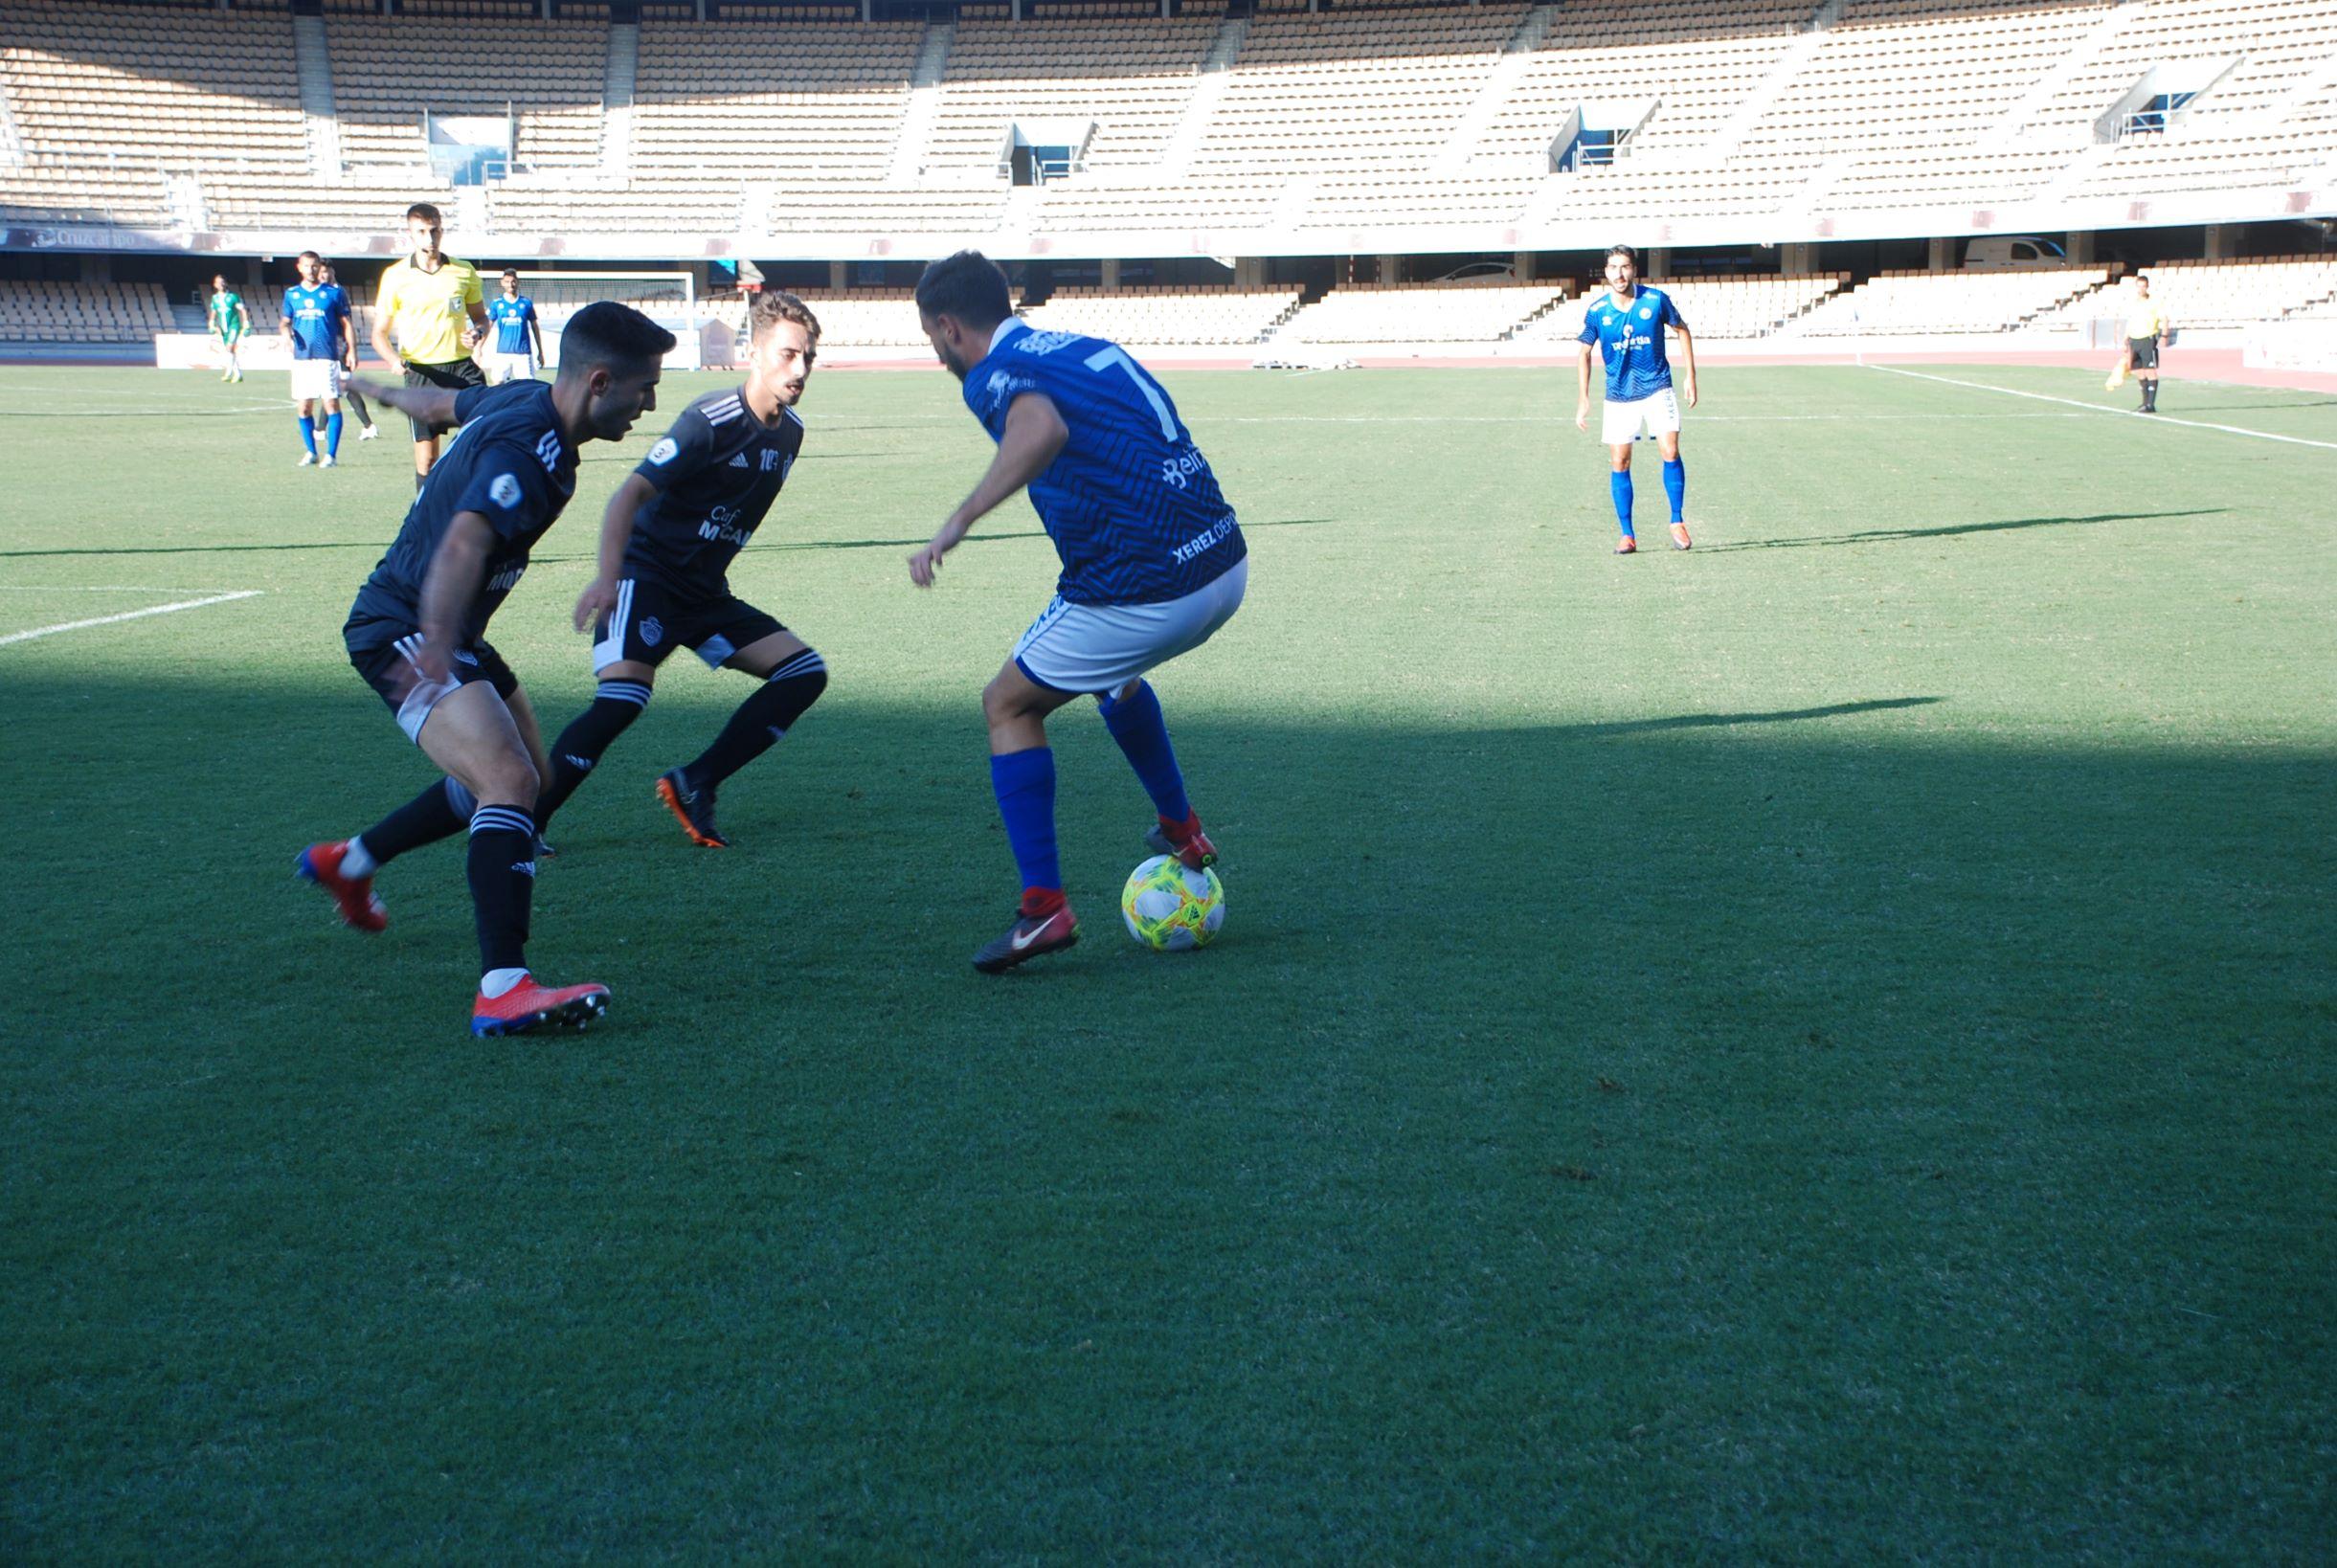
[0,589,262,647]
[1869,365,2337,450]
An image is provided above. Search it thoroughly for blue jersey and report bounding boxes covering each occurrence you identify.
[962,321,1244,605]
[344,380,577,649]
[1577,287,1688,401]
[485,294,537,357]
[281,282,349,361]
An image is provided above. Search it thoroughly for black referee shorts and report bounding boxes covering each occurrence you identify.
[403,356,487,440]
[2127,336,2160,371]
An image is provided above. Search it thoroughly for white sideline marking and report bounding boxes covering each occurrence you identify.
[0,590,262,647]
[1868,365,2337,451]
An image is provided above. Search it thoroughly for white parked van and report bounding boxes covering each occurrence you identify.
[1965,235,2068,270]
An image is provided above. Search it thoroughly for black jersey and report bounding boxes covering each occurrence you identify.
[621,387,803,594]
[346,381,578,648]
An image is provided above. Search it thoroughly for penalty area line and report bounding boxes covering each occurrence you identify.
[0,590,263,648]
[1866,364,2337,451]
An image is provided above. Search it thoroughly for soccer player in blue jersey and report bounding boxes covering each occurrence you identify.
[294,302,673,1037]
[483,270,545,385]
[316,264,381,440]
[281,251,355,468]
[1576,244,1698,554]
[910,250,1247,974]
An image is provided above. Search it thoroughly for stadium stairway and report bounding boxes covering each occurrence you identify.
[1437,3,1556,173]
[1157,13,1248,184]
[887,21,954,185]
[292,14,340,182]
[1707,0,1840,158]
[600,20,637,180]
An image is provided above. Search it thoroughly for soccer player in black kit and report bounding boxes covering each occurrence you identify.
[295,302,674,1037]
[532,291,828,850]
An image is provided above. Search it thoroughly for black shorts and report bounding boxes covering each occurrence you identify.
[404,356,487,440]
[2127,337,2160,370]
[348,620,519,743]
[589,576,787,673]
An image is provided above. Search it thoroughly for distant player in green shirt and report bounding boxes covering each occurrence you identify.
[207,274,250,383]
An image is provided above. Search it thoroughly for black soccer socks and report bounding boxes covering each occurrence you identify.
[533,681,651,827]
[465,803,536,976]
[687,649,828,789]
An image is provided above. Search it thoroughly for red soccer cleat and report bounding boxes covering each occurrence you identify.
[469,975,611,1038]
[295,840,387,933]
[1145,814,1219,870]
[1614,536,1637,555]
[971,902,1079,974]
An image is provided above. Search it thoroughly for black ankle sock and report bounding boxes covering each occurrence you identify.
[465,803,536,974]
[687,651,827,789]
[362,776,473,866]
[534,682,651,827]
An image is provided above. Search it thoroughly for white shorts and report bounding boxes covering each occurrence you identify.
[484,351,536,385]
[289,359,343,401]
[1602,388,1681,445]
[1013,556,1247,696]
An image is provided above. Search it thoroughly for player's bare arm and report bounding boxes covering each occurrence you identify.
[575,473,657,631]
[910,392,1069,587]
[414,511,495,678]
[1575,343,1596,431]
[371,313,400,370]
[465,299,491,353]
[1674,325,1698,409]
[351,378,461,429]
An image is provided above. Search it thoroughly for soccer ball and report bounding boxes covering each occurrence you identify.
[1120,854,1225,952]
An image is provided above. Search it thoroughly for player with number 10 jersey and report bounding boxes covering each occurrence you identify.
[909,250,1247,974]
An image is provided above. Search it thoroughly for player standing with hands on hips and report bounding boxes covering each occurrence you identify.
[1577,244,1697,554]
[910,250,1246,974]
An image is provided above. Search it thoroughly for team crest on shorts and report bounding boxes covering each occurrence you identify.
[640,616,663,647]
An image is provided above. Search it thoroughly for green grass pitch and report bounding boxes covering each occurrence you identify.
[2,361,2331,1558]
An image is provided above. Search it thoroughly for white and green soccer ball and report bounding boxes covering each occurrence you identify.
[1120,854,1225,952]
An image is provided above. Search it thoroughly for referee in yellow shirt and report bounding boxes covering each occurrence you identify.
[371,201,490,483]
[2124,276,2168,415]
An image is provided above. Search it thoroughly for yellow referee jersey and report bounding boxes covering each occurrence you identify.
[376,254,483,366]
[2125,301,2167,342]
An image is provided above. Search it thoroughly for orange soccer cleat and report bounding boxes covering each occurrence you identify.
[1670,522,1693,550]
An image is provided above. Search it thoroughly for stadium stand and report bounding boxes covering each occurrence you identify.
[2128,254,2337,326]
[1787,265,2112,335]
[1277,277,1571,346]
[0,280,173,344]
[325,13,610,175]
[922,12,1224,176]
[1020,284,1303,346]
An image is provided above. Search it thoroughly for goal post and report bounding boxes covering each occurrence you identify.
[512,271,700,370]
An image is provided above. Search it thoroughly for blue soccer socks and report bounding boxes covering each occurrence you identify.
[990,747,1062,907]
[1662,457,1686,524]
[297,414,317,457]
[326,411,345,459]
[1097,679,1191,825]
[1609,469,1635,536]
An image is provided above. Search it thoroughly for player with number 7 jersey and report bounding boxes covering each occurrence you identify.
[909,250,1247,973]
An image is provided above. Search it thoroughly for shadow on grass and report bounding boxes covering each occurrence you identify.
[0,665,2330,1559]
[1699,508,2224,553]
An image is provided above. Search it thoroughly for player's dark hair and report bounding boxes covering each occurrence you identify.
[406,202,442,225]
[1605,244,1638,267]
[297,249,320,265]
[914,251,1012,332]
[752,289,822,349]
[560,301,676,373]
[502,269,519,280]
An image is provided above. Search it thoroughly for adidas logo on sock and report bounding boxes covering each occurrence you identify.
[565,754,594,770]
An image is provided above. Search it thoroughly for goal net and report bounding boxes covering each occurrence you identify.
[512,271,700,370]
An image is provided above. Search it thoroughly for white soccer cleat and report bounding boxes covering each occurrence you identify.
[358,424,380,440]
[297,453,317,466]
[320,454,337,468]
